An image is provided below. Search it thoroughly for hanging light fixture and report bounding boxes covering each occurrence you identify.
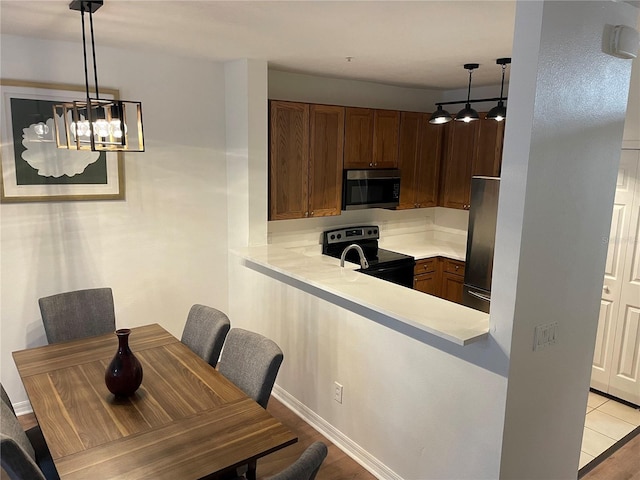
[455,63,480,123]
[486,58,511,122]
[54,0,144,152]
[428,105,453,125]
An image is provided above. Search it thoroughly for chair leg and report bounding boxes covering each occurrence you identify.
[246,460,257,480]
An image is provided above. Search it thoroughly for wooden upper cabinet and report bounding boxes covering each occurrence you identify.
[269,100,344,221]
[344,107,399,169]
[440,113,505,210]
[397,112,421,209]
[269,101,309,220]
[473,117,504,177]
[416,115,443,208]
[344,107,374,169]
[372,110,400,168]
[397,112,442,209]
[308,105,345,217]
[440,120,477,210]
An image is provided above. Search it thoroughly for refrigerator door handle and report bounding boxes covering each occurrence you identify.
[468,290,491,302]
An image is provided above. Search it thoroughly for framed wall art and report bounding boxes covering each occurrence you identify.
[0,80,125,202]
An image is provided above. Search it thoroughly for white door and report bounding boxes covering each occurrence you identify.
[591,151,638,391]
[591,150,640,404]
[608,150,640,405]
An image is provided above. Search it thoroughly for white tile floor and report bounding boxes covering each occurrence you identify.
[579,391,640,469]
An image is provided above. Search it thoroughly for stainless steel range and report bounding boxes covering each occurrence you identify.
[322,226,415,288]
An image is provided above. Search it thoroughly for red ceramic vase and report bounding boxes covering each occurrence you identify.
[105,329,143,397]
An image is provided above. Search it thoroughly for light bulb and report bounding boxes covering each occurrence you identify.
[94,119,110,137]
[110,119,123,138]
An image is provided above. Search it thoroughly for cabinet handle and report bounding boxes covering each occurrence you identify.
[603,285,610,294]
[310,211,314,216]
[455,265,459,271]
[369,162,373,167]
[305,212,309,217]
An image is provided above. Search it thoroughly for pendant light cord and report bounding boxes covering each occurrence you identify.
[499,64,506,100]
[466,69,473,106]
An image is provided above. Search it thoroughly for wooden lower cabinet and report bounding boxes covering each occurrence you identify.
[413,258,439,295]
[414,257,466,305]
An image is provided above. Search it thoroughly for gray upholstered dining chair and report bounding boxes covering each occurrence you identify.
[38,287,116,344]
[266,442,328,480]
[180,304,231,367]
[218,328,283,409]
[1,391,59,480]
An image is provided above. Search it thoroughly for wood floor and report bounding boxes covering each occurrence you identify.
[14,398,640,480]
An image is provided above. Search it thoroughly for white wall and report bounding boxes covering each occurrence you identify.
[0,34,229,405]
[269,69,441,111]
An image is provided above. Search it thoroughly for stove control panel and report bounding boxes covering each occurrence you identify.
[323,226,379,245]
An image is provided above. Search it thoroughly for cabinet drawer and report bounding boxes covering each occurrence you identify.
[414,258,437,275]
[443,258,465,277]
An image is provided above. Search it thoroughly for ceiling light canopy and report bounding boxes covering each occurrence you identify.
[429,59,511,125]
[54,0,144,152]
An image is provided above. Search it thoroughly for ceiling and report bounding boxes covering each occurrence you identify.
[0,1,517,90]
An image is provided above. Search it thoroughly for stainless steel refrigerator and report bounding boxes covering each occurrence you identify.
[462,176,500,313]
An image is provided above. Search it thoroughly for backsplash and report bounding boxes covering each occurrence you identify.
[268,207,468,248]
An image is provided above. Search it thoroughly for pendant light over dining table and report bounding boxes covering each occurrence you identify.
[54,0,144,152]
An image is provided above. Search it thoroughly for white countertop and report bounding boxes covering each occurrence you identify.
[379,231,467,261]
[234,240,489,346]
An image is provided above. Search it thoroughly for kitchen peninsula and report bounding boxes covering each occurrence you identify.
[235,232,489,346]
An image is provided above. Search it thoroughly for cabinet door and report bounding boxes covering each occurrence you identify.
[440,120,477,209]
[344,107,374,169]
[269,101,309,220]
[473,116,504,177]
[397,112,421,209]
[415,115,443,208]
[308,105,345,217]
[414,273,438,295]
[373,110,400,168]
[441,272,465,304]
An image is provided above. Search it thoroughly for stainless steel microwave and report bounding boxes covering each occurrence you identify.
[342,169,401,210]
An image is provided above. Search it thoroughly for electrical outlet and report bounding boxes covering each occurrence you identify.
[334,381,343,404]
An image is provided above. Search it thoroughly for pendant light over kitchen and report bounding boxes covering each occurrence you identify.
[486,58,511,122]
[54,0,145,152]
[455,63,480,123]
[429,59,512,125]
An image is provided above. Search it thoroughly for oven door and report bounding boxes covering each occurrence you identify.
[359,262,415,288]
[342,169,401,210]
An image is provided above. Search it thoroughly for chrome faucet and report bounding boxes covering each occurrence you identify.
[340,244,369,269]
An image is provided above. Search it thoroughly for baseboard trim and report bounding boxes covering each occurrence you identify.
[272,385,402,480]
[14,400,33,417]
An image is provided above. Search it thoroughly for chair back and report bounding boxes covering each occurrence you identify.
[38,288,116,344]
[266,442,328,480]
[181,304,231,367]
[0,401,45,480]
[1,382,15,415]
[218,328,283,408]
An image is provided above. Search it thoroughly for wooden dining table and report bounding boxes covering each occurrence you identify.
[12,323,297,480]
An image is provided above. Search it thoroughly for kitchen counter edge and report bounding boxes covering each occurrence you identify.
[232,245,489,347]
